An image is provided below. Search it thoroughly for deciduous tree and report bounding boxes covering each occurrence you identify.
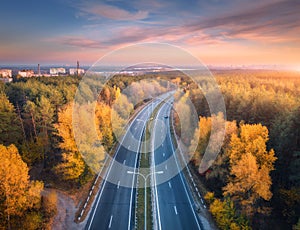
[0,144,43,228]
[224,124,276,217]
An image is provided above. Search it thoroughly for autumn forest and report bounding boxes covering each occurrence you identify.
[0,70,299,229]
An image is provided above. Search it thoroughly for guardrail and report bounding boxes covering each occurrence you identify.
[77,154,110,222]
[170,108,206,210]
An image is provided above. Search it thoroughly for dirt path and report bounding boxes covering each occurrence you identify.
[43,189,85,230]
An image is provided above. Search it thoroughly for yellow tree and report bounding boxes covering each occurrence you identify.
[55,102,106,180]
[95,102,114,149]
[0,144,43,228]
[190,113,237,172]
[190,116,211,167]
[54,103,85,181]
[224,124,276,217]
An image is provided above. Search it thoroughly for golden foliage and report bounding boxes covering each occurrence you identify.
[95,102,114,149]
[224,124,276,216]
[54,103,85,181]
[0,144,43,219]
[42,190,57,217]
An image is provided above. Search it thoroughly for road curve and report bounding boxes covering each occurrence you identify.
[152,97,203,230]
[85,92,175,230]
[86,99,162,230]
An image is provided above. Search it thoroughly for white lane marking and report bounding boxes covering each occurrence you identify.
[168,118,202,229]
[123,160,126,165]
[87,103,151,230]
[165,164,167,170]
[162,143,164,147]
[174,206,178,215]
[128,138,142,229]
[128,106,153,230]
[168,181,172,189]
[117,181,120,189]
[163,152,165,157]
[80,209,84,217]
[109,215,113,228]
[152,96,176,229]
[153,112,163,230]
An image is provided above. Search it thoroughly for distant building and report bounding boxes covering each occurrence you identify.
[50,68,66,76]
[0,78,13,83]
[69,68,85,75]
[18,70,34,78]
[0,69,12,78]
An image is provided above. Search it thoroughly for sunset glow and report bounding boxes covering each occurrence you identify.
[0,0,299,67]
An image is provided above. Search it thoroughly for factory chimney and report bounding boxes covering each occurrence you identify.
[38,64,41,76]
[77,61,79,76]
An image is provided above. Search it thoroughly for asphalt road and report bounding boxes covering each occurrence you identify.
[152,98,203,230]
[85,95,167,230]
[86,92,204,230]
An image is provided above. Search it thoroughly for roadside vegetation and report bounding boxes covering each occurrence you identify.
[0,74,171,228]
[0,70,299,229]
[173,70,300,230]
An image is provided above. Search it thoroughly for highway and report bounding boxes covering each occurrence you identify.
[152,97,203,230]
[86,98,163,230]
[86,93,205,230]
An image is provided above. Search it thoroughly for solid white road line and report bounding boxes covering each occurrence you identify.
[129,100,162,230]
[128,114,148,230]
[153,97,175,230]
[155,98,201,228]
[168,114,202,229]
[109,215,113,228]
[168,181,172,189]
[117,181,120,189]
[87,103,151,230]
[174,206,178,215]
[165,164,167,170]
[153,114,163,230]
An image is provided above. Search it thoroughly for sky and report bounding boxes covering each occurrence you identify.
[0,0,299,68]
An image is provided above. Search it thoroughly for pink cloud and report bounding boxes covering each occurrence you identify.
[45,36,104,49]
[80,3,148,21]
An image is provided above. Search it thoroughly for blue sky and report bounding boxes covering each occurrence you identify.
[0,0,299,67]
